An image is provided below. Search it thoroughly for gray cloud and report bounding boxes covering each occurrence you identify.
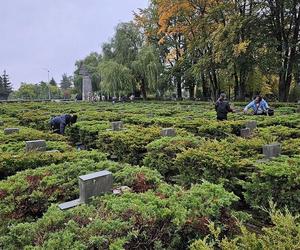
[0,0,148,89]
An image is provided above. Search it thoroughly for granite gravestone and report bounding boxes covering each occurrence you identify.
[111,121,123,131]
[4,128,19,135]
[0,121,4,126]
[245,121,257,131]
[263,143,281,159]
[79,170,113,203]
[240,128,251,138]
[25,140,47,152]
[160,128,176,137]
[58,170,113,210]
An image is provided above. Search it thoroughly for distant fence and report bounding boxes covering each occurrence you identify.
[0,99,74,104]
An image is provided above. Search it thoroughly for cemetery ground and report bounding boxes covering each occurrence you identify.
[0,101,299,249]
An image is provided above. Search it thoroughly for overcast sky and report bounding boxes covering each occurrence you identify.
[0,0,148,89]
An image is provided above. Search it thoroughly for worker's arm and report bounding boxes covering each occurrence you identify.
[244,101,254,112]
[263,99,269,109]
[227,103,234,112]
[215,101,219,112]
[60,122,66,135]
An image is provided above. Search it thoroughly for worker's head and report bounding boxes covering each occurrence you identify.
[255,95,262,103]
[220,93,226,100]
[70,115,77,124]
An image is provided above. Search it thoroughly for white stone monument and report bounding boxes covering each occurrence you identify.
[79,64,92,101]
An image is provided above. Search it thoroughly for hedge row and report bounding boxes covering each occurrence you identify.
[1,182,238,249]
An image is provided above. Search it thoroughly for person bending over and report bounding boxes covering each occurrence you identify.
[244,96,269,115]
[215,93,234,121]
[50,114,77,135]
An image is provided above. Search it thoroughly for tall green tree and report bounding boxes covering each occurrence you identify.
[60,73,73,90]
[16,83,36,100]
[0,70,12,100]
[99,60,134,96]
[49,78,57,86]
[132,46,163,99]
[263,0,300,101]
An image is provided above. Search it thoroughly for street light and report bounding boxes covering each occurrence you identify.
[42,68,51,100]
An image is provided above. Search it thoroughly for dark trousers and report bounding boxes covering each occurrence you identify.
[217,116,227,121]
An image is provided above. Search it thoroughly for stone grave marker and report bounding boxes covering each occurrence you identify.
[25,140,47,152]
[59,170,113,210]
[240,128,251,138]
[46,150,60,153]
[79,170,113,203]
[245,120,257,131]
[186,116,193,121]
[0,121,4,126]
[58,199,81,210]
[263,143,281,159]
[111,121,123,131]
[4,128,19,135]
[161,128,176,137]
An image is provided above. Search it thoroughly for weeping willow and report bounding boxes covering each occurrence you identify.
[99,60,134,96]
[132,46,162,96]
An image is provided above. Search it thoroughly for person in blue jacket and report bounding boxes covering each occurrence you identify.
[243,96,269,115]
[50,114,77,135]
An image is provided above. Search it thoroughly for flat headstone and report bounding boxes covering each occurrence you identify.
[240,128,251,138]
[185,116,193,121]
[4,128,19,135]
[79,170,113,203]
[0,121,4,126]
[46,150,60,153]
[263,143,281,159]
[160,128,176,137]
[147,113,154,118]
[111,121,123,131]
[58,199,81,210]
[25,140,47,152]
[245,121,257,131]
[110,154,118,160]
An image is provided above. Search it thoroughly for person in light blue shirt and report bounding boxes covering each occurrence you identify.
[243,96,269,115]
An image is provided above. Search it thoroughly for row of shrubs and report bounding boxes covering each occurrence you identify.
[0,101,299,249]
[1,181,239,249]
[0,153,161,234]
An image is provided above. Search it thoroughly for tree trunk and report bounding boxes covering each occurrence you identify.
[208,72,218,101]
[201,73,210,100]
[212,70,220,98]
[233,66,239,100]
[238,69,246,101]
[141,78,147,100]
[189,84,195,100]
[176,75,182,100]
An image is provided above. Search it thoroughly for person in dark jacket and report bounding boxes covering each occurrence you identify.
[215,93,234,121]
[50,114,77,135]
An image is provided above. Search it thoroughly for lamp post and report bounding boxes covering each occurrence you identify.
[42,68,51,100]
